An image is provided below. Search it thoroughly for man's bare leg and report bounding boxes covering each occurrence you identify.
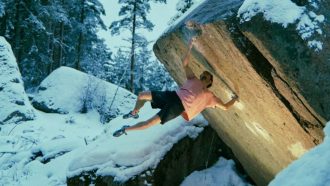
[131,91,152,115]
[126,114,161,131]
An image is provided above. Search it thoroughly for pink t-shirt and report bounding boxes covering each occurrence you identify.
[176,77,218,121]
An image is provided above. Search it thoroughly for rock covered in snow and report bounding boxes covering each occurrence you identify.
[0,36,35,124]
[32,66,136,121]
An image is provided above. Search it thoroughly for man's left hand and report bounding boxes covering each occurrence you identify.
[231,94,239,101]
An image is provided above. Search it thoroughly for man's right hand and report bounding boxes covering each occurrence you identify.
[113,125,130,137]
[188,37,197,49]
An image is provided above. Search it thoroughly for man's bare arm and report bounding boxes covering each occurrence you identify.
[182,38,196,79]
[125,121,156,131]
[215,95,238,110]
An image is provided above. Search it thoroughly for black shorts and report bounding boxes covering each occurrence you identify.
[151,91,185,124]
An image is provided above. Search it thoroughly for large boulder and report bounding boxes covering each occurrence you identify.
[0,37,35,124]
[153,0,328,185]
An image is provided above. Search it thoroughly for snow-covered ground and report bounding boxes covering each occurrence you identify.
[0,110,105,185]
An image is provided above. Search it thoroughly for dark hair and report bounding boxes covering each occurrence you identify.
[204,71,213,88]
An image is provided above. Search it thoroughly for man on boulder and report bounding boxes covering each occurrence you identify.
[113,23,238,137]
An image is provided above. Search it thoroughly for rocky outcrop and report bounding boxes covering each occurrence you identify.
[0,37,35,124]
[67,126,252,186]
[153,0,328,185]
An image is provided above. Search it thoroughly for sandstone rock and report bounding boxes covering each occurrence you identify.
[0,36,35,124]
[153,0,327,185]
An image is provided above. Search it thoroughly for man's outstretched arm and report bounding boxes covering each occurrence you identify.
[182,38,196,79]
[113,115,161,137]
[215,95,238,110]
[126,115,161,131]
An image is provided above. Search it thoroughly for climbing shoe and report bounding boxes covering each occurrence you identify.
[123,111,139,119]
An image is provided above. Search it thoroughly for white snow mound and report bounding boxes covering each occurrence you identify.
[32,66,135,118]
[181,157,249,186]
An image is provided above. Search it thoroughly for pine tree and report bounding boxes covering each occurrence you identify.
[134,35,152,93]
[135,36,176,92]
[107,48,130,89]
[67,0,108,71]
[110,0,166,93]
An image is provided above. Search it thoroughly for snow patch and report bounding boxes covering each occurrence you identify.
[288,142,307,158]
[238,0,304,27]
[244,121,273,142]
[181,157,250,186]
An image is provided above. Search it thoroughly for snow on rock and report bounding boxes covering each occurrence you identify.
[67,112,208,182]
[32,66,135,120]
[238,0,325,51]
[181,157,250,186]
[269,121,330,186]
[0,36,36,124]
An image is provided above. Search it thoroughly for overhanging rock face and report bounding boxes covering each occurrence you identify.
[153,0,328,185]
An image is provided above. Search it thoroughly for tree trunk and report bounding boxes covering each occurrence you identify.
[59,0,65,67]
[48,22,55,75]
[130,1,137,93]
[59,21,64,67]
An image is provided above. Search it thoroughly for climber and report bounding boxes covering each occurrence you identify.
[113,24,238,137]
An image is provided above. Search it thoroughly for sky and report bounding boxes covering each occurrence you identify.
[98,0,178,52]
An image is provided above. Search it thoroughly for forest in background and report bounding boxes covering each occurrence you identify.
[0,0,198,94]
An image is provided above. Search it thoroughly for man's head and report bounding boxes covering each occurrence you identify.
[200,71,213,88]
